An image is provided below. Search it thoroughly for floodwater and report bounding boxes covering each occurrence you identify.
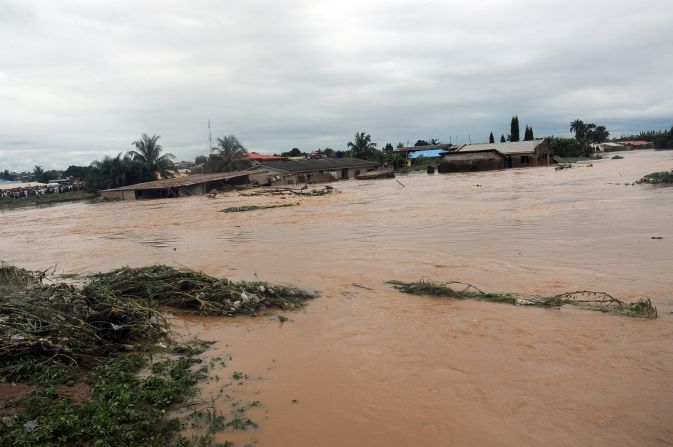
[2,150,673,446]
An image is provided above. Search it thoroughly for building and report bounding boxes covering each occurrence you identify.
[396,143,459,156]
[597,142,626,152]
[408,149,451,160]
[253,158,381,185]
[619,140,654,150]
[439,139,552,173]
[245,152,288,161]
[100,169,269,200]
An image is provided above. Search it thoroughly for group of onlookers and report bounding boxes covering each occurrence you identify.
[0,181,84,199]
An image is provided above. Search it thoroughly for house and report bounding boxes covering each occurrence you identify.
[619,140,654,150]
[396,143,458,156]
[253,158,381,185]
[245,152,288,161]
[439,139,552,173]
[597,142,626,152]
[100,169,269,200]
[409,149,451,160]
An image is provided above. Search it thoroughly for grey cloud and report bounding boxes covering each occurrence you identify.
[1,0,672,170]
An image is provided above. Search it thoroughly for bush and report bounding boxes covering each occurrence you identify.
[547,136,592,157]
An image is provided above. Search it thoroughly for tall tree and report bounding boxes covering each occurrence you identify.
[500,134,506,143]
[586,125,609,143]
[212,135,249,171]
[489,132,495,144]
[569,119,586,140]
[128,134,175,179]
[347,132,378,159]
[510,116,520,142]
[524,126,534,141]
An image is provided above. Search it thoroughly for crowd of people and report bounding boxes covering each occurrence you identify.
[0,181,85,200]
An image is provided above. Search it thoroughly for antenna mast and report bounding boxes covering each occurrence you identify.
[208,119,213,151]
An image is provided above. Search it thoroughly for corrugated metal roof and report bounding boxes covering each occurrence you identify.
[255,158,380,173]
[102,169,266,192]
[457,139,545,155]
[409,149,448,159]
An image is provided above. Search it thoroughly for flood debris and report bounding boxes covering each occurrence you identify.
[239,185,335,197]
[89,265,317,316]
[0,263,317,446]
[611,155,624,159]
[220,203,298,213]
[386,279,657,318]
[555,163,573,170]
[635,170,673,184]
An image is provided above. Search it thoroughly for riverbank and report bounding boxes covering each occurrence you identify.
[0,190,95,210]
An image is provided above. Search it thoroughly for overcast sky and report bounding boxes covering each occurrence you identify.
[1,0,672,170]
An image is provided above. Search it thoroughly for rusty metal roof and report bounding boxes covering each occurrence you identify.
[102,169,266,192]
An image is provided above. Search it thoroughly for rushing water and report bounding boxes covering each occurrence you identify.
[2,150,672,446]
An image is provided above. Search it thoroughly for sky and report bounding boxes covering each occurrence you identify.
[1,0,672,171]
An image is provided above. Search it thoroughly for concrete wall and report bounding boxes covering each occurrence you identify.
[101,190,136,200]
[440,152,506,172]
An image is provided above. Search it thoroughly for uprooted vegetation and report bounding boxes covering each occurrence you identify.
[386,279,657,318]
[239,185,335,197]
[0,263,316,446]
[635,170,673,184]
[220,203,298,213]
[89,265,317,316]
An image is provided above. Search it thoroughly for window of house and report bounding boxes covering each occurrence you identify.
[521,156,530,164]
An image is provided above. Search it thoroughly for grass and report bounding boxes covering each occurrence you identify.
[386,279,657,318]
[0,352,206,447]
[0,191,94,210]
[220,203,298,213]
[635,170,673,184]
[1,263,317,446]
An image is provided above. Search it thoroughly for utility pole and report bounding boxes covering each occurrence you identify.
[468,135,472,144]
[208,119,213,152]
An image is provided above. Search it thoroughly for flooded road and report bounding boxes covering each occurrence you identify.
[2,150,673,445]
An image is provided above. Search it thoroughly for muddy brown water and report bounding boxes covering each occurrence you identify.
[2,150,673,446]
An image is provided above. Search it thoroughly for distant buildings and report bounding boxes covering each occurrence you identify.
[101,158,381,200]
[440,140,552,172]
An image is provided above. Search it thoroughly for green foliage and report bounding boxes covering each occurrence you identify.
[0,354,206,447]
[635,170,673,184]
[510,116,520,142]
[220,203,298,213]
[194,155,208,164]
[620,126,673,149]
[210,135,250,172]
[85,153,153,192]
[347,132,379,160]
[89,265,317,316]
[386,279,657,318]
[1,169,17,180]
[500,134,506,143]
[63,165,92,180]
[570,119,609,143]
[280,148,304,157]
[128,134,175,179]
[489,132,495,144]
[547,136,592,157]
[524,125,534,141]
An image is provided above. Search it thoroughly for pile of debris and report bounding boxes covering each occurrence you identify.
[239,185,335,197]
[386,279,657,318]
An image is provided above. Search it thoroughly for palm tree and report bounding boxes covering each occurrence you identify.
[347,132,378,159]
[128,134,175,179]
[212,135,249,172]
[569,119,586,140]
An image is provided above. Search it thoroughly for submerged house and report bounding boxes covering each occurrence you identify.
[100,169,269,200]
[439,140,552,173]
[253,158,381,185]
